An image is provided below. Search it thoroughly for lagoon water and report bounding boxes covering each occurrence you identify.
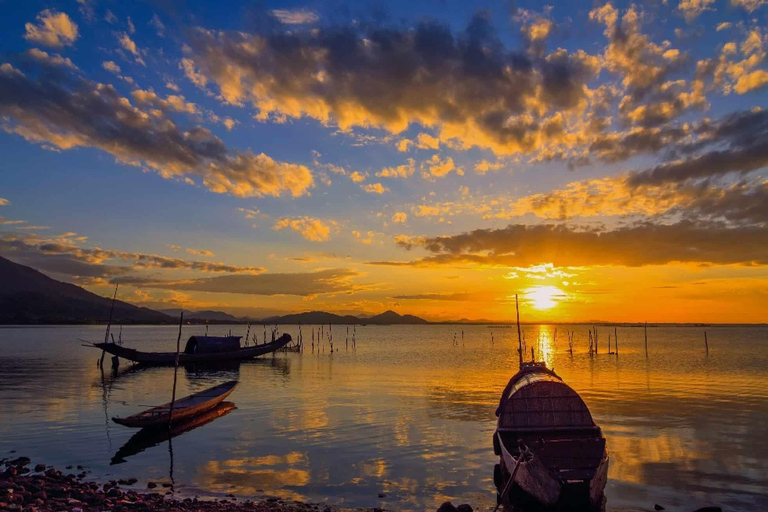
[1,324,767,511]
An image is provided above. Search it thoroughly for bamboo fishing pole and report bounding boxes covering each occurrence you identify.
[100,284,119,368]
[516,294,523,368]
[168,312,183,430]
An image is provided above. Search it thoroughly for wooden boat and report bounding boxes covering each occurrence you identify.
[493,362,609,510]
[92,333,292,366]
[111,402,236,464]
[112,380,238,428]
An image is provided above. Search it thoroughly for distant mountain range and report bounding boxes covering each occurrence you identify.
[0,255,174,325]
[261,310,429,325]
[0,255,429,325]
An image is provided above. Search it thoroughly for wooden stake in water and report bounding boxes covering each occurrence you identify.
[515,294,523,368]
[644,321,648,358]
[615,327,619,356]
[704,331,709,355]
[168,312,184,430]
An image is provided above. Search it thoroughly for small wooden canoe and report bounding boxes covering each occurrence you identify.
[112,380,238,428]
[111,402,237,464]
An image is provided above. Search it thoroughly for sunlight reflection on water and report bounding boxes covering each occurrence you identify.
[0,324,767,511]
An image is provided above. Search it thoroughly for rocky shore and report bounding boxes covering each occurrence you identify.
[0,456,380,512]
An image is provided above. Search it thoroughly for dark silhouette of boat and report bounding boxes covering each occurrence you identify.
[91,333,291,365]
[112,380,237,428]
[493,297,608,510]
[110,402,237,464]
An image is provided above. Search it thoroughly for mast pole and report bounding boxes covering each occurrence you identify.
[516,294,523,368]
[169,312,183,430]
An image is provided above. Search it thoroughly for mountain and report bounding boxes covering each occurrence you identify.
[261,309,428,325]
[159,309,241,322]
[366,310,429,325]
[0,255,174,325]
[261,311,363,325]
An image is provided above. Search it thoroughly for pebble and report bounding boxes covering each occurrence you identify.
[437,502,459,512]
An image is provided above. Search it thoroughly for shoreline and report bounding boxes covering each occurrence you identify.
[0,456,393,512]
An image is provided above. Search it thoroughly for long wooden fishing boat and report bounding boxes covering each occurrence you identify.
[493,361,609,510]
[91,333,292,365]
[112,380,238,428]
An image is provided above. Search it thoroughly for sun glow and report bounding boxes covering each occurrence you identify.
[525,285,566,310]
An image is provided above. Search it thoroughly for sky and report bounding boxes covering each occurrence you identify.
[0,0,767,323]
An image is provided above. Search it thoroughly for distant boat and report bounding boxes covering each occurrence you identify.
[493,362,609,510]
[90,333,292,366]
[112,380,238,428]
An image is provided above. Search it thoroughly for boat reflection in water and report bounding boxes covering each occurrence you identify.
[111,401,237,465]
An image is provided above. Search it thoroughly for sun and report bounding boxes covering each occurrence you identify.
[525,286,566,310]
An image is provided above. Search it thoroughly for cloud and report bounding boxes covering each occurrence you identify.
[416,133,440,150]
[149,14,165,37]
[0,233,265,280]
[678,0,716,21]
[270,9,320,25]
[24,10,79,48]
[421,155,462,178]
[0,198,9,206]
[361,182,389,194]
[349,171,367,183]
[373,221,768,268]
[274,217,332,242]
[183,14,602,157]
[377,159,416,179]
[117,33,145,65]
[392,212,408,223]
[0,61,314,199]
[187,248,214,257]
[392,292,473,301]
[474,159,504,174]
[628,109,768,186]
[114,268,363,297]
[25,49,77,70]
[102,60,121,73]
[730,0,767,12]
[352,230,376,244]
[131,88,199,115]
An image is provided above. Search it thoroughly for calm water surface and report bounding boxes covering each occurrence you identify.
[1,324,767,511]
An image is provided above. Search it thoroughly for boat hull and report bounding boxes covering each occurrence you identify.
[112,380,237,428]
[498,436,608,510]
[494,363,609,510]
[94,334,291,365]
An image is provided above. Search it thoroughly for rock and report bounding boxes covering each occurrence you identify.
[377,493,386,498]
[654,506,665,511]
[161,483,172,488]
[10,457,31,467]
[692,508,722,512]
[437,502,459,512]
[147,482,157,489]
[457,504,473,512]
[33,465,45,473]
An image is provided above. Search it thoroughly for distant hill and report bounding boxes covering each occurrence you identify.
[159,309,241,323]
[0,255,174,325]
[366,310,429,325]
[261,309,428,325]
[0,256,431,325]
